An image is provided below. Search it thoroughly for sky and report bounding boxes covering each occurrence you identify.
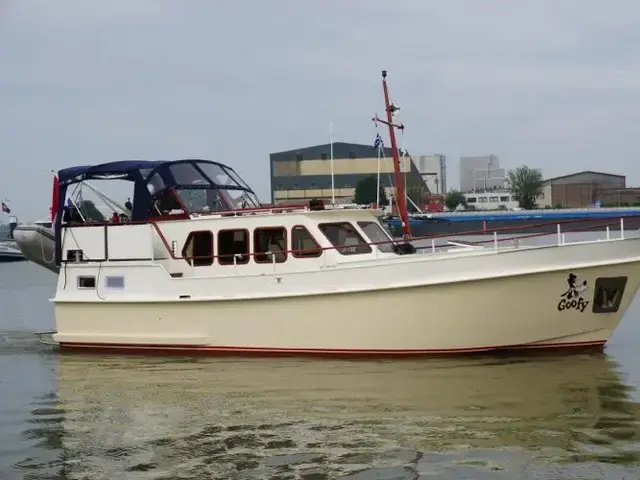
[1,0,639,220]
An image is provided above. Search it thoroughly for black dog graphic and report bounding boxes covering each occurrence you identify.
[561,273,588,299]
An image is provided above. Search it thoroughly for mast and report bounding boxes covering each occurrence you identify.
[373,70,411,239]
[329,121,335,205]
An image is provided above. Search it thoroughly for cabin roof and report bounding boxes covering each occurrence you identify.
[58,160,165,185]
[57,158,242,186]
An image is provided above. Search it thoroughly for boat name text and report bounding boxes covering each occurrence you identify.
[557,297,589,313]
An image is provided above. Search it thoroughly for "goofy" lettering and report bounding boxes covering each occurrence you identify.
[557,297,589,313]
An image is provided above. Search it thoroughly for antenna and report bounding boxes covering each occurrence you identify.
[329,122,335,205]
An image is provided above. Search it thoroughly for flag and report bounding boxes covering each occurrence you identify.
[373,133,384,150]
[1,201,10,214]
[50,175,59,221]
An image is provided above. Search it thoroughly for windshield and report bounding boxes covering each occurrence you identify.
[174,188,260,213]
[195,162,242,189]
[221,189,260,209]
[170,163,210,186]
[174,189,225,213]
[144,161,261,215]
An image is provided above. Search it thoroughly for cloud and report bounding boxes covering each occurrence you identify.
[1,0,639,218]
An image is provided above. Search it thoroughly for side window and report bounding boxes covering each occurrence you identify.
[218,229,249,265]
[318,222,372,255]
[357,221,395,253]
[291,226,322,258]
[77,276,96,289]
[254,227,287,263]
[182,231,214,266]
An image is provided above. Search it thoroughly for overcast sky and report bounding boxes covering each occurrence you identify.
[2,0,639,220]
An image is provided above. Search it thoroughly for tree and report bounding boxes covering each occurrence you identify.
[444,190,467,211]
[354,175,389,206]
[507,165,543,210]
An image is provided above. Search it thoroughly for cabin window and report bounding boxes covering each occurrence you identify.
[77,276,96,289]
[357,221,395,253]
[291,226,322,258]
[478,197,488,203]
[318,222,372,255]
[254,227,287,263]
[218,229,250,265]
[467,197,477,203]
[499,196,510,202]
[182,231,214,266]
[592,277,627,314]
[489,196,499,203]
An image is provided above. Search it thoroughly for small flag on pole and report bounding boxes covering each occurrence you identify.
[373,133,384,150]
[1,201,10,214]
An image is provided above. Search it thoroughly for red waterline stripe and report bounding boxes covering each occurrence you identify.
[58,340,607,357]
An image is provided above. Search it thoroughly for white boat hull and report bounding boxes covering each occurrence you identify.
[53,238,640,356]
[12,224,57,273]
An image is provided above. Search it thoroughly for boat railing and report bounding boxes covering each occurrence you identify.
[428,206,640,218]
[410,213,632,240]
[414,217,629,254]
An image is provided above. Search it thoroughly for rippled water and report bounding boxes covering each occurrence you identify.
[2,255,640,479]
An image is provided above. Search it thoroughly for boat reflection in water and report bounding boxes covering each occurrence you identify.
[17,353,640,479]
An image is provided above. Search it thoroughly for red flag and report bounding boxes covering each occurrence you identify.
[50,175,60,222]
[1,202,9,214]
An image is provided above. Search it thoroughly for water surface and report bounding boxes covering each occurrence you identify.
[2,253,640,479]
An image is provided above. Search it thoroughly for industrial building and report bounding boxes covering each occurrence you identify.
[415,154,447,194]
[539,171,628,208]
[269,142,427,204]
[459,154,506,192]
